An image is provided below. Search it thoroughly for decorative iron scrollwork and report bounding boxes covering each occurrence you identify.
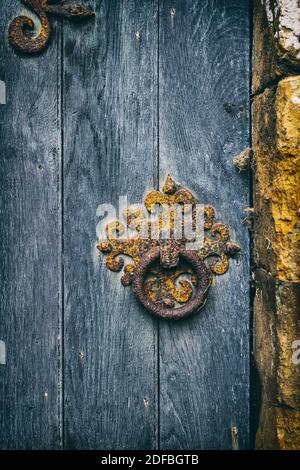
[8,0,95,54]
[98,175,241,320]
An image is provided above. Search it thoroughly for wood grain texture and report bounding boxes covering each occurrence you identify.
[0,0,251,450]
[158,0,250,449]
[0,0,62,449]
[62,0,159,449]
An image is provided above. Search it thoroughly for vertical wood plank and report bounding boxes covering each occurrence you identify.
[63,0,158,449]
[158,0,250,449]
[0,0,61,449]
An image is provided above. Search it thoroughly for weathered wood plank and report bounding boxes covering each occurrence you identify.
[63,0,158,449]
[158,0,250,449]
[0,0,62,449]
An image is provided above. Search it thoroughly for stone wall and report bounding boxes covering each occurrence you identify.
[253,0,300,449]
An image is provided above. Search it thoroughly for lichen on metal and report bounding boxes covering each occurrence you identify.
[8,0,95,54]
[233,147,252,172]
[97,175,241,319]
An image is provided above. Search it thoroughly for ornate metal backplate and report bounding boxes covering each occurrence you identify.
[8,0,95,54]
[98,175,241,319]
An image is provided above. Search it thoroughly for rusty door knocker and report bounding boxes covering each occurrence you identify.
[8,0,95,54]
[98,175,241,320]
[132,246,211,320]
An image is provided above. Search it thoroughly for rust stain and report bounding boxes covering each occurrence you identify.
[8,0,95,54]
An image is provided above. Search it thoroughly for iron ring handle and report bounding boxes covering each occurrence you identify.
[132,247,211,320]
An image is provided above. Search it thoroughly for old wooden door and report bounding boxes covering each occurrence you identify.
[0,0,250,449]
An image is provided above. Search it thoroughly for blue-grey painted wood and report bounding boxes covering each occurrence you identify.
[158,0,250,449]
[62,0,159,449]
[0,0,62,449]
[0,0,251,450]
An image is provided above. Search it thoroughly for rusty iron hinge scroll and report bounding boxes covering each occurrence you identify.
[8,0,95,54]
[98,175,241,320]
